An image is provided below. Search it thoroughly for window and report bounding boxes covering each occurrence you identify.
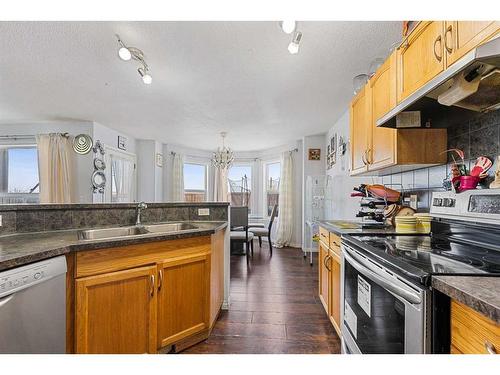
[0,146,40,204]
[264,161,280,216]
[184,163,207,202]
[104,147,137,203]
[228,164,252,213]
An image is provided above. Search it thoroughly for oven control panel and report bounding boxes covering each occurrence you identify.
[431,190,500,224]
[0,256,67,298]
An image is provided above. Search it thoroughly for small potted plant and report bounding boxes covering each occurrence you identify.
[442,149,492,192]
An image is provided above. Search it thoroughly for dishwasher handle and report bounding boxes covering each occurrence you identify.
[0,293,15,308]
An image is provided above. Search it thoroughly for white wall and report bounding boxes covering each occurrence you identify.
[0,121,94,203]
[301,134,326,248]
[136,140,164,202]
[93,122,137,154]
[325,111,381,220]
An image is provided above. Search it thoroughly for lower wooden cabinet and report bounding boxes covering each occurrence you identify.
[318,242,330,312]
[318,228,342,337]
[157,253,210,347]
[451,299,500,354]
[70,231,225,354]
[328,249,341,334]
[75,265,158,354]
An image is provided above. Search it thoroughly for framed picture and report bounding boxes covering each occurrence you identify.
[308,148,321,161]
[117,135,127,150]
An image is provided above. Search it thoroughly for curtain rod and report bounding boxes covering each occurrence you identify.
[0,133,69,140]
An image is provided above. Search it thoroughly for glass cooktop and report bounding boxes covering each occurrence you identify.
[344,235,500,284]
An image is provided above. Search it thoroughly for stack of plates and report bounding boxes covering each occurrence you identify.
[414,213,432,233]
[395,216,417,233]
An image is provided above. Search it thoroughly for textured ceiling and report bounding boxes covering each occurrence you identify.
[0,21,401,151]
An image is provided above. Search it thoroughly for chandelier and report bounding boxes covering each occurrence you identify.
[212,132,234,169]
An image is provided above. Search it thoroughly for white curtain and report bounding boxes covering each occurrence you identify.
[111,156,134,202]
[213,166,228,202]
[274,151,294,248]
[171,153,185,201]
[36,133,75,204]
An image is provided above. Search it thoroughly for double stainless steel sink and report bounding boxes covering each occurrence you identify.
[77,222,199,241]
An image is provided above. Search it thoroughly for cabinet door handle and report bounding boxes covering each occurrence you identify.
[361,152,367,166]
[366,148,372,164]
[332,241,340,247]
[444,25,453,53]
[150,274,155,297]
[325,255,332,272]
[485,341,497,354]
[158,269,163,291]
[433,34,443,62]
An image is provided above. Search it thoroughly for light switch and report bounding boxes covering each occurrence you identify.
[198,208,210,216]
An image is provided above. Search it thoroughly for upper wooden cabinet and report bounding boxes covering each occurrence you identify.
[368,52,397,170]
[75,265,158,354]
[398,21,445,102]
[350,51,448,176]
[349,85,371,175]
[445,21,500,66]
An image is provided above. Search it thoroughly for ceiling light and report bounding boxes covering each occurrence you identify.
[280,20,296,34]
[118,46,132,61]
[288,31,302,54]
[116,34,152,85]
[212,132,234,170]
[138,67,152,85]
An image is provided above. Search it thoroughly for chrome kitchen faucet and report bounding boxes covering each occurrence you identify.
[135,201,148,226]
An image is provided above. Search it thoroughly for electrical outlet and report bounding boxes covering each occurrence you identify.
[410,194,418,210]
[198,208,210,216]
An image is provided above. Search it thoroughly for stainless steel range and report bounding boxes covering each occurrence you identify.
[340,189,500,354]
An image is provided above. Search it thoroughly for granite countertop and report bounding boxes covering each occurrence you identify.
[0,221,227,272]
[318,220,396,236]
[432,276,500,324]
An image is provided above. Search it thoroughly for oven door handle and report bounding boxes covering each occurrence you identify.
[343,247,422,305]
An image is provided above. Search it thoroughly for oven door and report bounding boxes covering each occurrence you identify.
[341,243,430,354]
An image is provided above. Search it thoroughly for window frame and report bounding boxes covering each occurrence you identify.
[103,145,137,203]
[183,161,208,202]
[263,159,281,217]
[0,143,40,204]
[227,162,254,212]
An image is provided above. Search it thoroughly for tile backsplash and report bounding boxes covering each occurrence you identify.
[382,109,500,212]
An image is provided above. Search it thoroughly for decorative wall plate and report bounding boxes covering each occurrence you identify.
[94,158,106,170]
[73,134,93,155]
[92,170,106,192]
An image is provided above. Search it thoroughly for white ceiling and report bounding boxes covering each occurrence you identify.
[0,21,401,151]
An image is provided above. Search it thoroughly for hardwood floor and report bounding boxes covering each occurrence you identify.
[182,244,341,354]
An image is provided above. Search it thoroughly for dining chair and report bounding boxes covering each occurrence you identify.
[249,204,278,255]
[230,206,254,263]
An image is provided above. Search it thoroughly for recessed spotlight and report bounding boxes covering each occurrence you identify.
[280,21,296,34]
[118,46,132,61]
[288,31,302,54]
[138,67,152,85]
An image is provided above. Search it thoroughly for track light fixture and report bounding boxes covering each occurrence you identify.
[288,31,302,55]
[280,20,296,34]
[116,34,152,85]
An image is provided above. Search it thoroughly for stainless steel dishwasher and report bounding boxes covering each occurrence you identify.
[0,255,67,353]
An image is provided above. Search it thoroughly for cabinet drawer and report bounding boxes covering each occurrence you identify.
[329,233,342,255]
[319,227,330,246]
[76,236,211,278]
[451,300,500,354]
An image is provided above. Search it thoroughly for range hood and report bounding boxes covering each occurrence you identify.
[378,36,500,128]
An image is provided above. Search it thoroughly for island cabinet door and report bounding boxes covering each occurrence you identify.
[157,252,210,349]
[75,265,158,354]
